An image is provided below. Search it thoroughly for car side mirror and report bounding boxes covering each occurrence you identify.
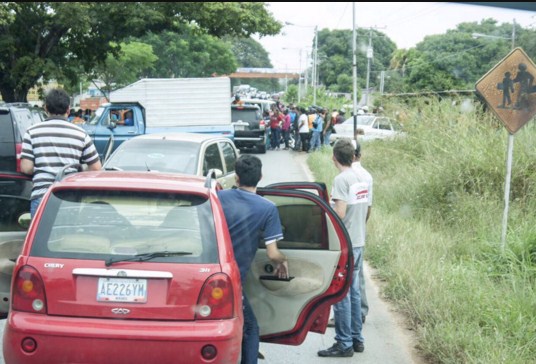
[108,121,117,130]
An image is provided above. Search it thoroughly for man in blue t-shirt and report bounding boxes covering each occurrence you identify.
[218,154,289,364]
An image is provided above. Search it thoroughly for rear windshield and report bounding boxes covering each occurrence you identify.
[105,139,200,174]
[31,190,218,263]
[232,109,261,123]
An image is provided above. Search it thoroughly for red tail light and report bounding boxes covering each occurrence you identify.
[12,265,47,314]
[15,143,23,173]
[195,273,234,320]
[259,119,266,131]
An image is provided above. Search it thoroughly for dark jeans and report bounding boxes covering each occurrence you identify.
[293,129,302,150]
[241,295,259,364]
[30,198,42,218]
[300,132,309,152]
[282,129,290,148]
[270,128,281,149]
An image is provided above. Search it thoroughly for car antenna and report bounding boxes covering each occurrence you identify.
[145,161,151,172]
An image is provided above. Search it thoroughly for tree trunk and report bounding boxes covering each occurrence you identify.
[0,86,29,103]
[0,87,15,103]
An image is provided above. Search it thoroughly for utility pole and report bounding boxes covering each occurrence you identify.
[313,26,318,105]
[304,51,309,95]
[365,27,373,107]
[352,3,358,142]
[298,49,302,103]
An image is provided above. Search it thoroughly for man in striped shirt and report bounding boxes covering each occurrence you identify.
[21,89,102,217]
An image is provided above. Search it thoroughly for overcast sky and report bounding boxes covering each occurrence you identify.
[254,2,536,72]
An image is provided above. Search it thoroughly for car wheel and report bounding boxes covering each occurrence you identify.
[257,143,266,154]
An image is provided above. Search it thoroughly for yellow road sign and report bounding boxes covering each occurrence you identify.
[475,47,536,134]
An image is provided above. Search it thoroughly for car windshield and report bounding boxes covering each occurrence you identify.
[342,115,375,126]
[232,109,260,123]
[104,139,200,174]
[88,106,105,125]
[30,189,218,263]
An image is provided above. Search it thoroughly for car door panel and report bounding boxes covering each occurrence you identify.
[247,187,352,346]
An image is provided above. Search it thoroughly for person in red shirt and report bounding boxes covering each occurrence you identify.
[269,108,284,150]
[281,109,292,150]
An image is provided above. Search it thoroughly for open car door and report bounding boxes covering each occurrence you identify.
[244,184,353,346]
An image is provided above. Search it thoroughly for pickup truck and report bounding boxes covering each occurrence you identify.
[82,78,234,159]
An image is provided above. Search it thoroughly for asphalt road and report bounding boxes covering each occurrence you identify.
[0,148,426,364]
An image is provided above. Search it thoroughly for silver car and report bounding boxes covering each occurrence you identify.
[330,114,404,143]
[103,133,239,189]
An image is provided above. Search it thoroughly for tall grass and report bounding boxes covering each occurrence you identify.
[308,98,536,363]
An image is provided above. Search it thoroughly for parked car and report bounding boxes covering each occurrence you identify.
[103,133,239,190]
[330,114,404,144]
[0,103,44,230]
[231,104,267,153]
[3,170,352,363]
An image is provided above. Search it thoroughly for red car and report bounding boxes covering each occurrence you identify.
[4,171,352,364]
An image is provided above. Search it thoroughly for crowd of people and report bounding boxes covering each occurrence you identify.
[261,100,349,153]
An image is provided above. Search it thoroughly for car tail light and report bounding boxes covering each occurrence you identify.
[15,143,23,173]
[195,273,234,320]
[12,265,47,314]
[259,119,266,131]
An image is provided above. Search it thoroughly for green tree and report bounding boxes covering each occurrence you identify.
[140,29,237,78]
[315,28,396,92]
[92,42,158,96]
[0,2,282,102]
[396,19,534,93]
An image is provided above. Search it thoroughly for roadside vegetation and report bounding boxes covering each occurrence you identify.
[307,97,536,364]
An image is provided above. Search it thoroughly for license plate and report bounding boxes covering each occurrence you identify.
[234,125,245,131]
[97,278,147,303]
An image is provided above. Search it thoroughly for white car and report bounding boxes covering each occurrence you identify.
[330,114,404,143]
[103,133,239,189]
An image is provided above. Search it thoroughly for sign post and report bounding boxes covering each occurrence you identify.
[475,48,536,249]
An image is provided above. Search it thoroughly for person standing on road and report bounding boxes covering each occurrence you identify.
[318,138,372,358]
[351,141,372,324]
[218,154,289,364]
[20,88,102,217]
[309,108,323,152]
[298,107,310,152]
[323,109,336,146]
[282,109,292,150]
[289,105,301,151]
[269,108,284,150]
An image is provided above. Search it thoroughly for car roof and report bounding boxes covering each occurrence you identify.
[127,132,230,143]
[55,170,211,195]
[232,104,260,110]
[241,98,275,105]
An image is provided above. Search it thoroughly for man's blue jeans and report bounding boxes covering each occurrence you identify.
[270,128,281,149]
[30,198,42,218]
[333,246,364,349]
[323,130,332,145]
[241,295,259,364]
[310,131,321,151]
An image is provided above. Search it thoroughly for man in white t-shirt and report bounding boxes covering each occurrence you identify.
[297,107,310,152]
[318,138,372,358]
